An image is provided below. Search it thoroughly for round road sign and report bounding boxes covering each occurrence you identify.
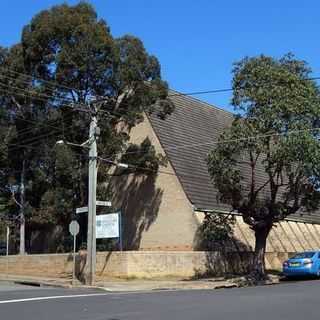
[69,220,80,236]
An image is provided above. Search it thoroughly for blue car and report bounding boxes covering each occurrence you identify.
[283,251,320,277]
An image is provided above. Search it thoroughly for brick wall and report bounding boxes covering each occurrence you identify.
[0,251,294,279]
[212,215,320,255]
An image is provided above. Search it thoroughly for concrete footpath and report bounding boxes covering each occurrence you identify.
[0,274,280,292]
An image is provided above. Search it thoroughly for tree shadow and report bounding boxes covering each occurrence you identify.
[194,222,253,277]
[201,249,254,278]
[28,225,66,254]
[109,173,163,250]
[99,251,113,276]
[75,251,87,283]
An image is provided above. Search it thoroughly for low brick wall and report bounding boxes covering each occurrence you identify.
[0,251,292,279]
[0,253,73,278]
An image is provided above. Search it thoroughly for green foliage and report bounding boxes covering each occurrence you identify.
[208,54,320,231]
[198,213,235,250]
[21,2,173,119]
[120,137,168,174]
[208,54,320,278]
[0,3,173,252]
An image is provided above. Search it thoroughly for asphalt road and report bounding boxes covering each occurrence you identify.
[1,279,320,320]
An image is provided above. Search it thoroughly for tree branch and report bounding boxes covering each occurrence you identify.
[254,178,271,196]
[11,95,23,111]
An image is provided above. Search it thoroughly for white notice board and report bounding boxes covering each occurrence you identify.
[96,213,120,239]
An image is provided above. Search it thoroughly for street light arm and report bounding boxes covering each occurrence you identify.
[56,140,90,149]
[97,156,129,168]
[80,139,91,147]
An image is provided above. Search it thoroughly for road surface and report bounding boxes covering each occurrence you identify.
[0,279,319,319]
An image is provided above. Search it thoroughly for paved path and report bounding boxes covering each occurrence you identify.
[0,274,241,290]
[1,279,320,319]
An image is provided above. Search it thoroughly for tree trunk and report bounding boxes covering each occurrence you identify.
[19,159,25,255]
[251,226,271,280]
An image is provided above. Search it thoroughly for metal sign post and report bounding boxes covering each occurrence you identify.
[118,212,123,251]
[75,201,111,285]
[69,220,80,286]
[6,226,9,278]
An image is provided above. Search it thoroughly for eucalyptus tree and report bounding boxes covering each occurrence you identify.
[0,2,172,252]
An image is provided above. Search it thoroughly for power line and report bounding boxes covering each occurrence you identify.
[169,88,233,97]
[0,66,120,109]
[168,76,320,97]
[4,111,80,143]
[0,81,74,104]
[0,72,65,98]
[5,119,88,152]
[6,142,50,152]
[0,72,152,119]
[0,73,92,112]
[0,83,131,121]
[0,84,91,114]
[13,115,63,132]
[7,122,90,153]
[0,67,109,110]
[3,66,320,157]
[105,127,320,161]
[0,68,118,115]
[11,131,62,147]
[7,137,87,154]
[2,62,320,103]
[1,112,84,147]
[7,137,59,151]
[12,113,76,139]
[163,127,320,152]
[97,128,320,178]
[0,66,81,95]
[97,155,256,183]
[5,93,320,159]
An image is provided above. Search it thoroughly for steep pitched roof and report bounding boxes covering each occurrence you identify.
[148,91,320,224]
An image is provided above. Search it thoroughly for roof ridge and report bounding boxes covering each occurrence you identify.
[168,88,234,116]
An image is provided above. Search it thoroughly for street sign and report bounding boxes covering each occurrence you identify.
[96,200,112,207]
[96,213,120,239]
[76,206,88,214]
[69,220,80,236]
[69,220,79,286]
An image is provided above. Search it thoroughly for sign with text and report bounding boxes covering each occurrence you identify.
[96,213,120,239]
[76,207,88,214]
[96,200,112,207]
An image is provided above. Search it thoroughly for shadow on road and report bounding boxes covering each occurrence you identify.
[280,275,320,282]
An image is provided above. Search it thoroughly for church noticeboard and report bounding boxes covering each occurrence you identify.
[96,213,120,239]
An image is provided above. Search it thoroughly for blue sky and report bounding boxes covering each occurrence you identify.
[1,0,319,112]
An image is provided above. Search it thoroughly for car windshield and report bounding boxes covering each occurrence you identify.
[291,252,316,259]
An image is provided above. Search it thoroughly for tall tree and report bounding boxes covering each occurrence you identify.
[207,54,320,280]
[0,43,59,254]
[0,2,173,253]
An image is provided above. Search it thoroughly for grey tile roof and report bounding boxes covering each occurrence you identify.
[148,91,320,224]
